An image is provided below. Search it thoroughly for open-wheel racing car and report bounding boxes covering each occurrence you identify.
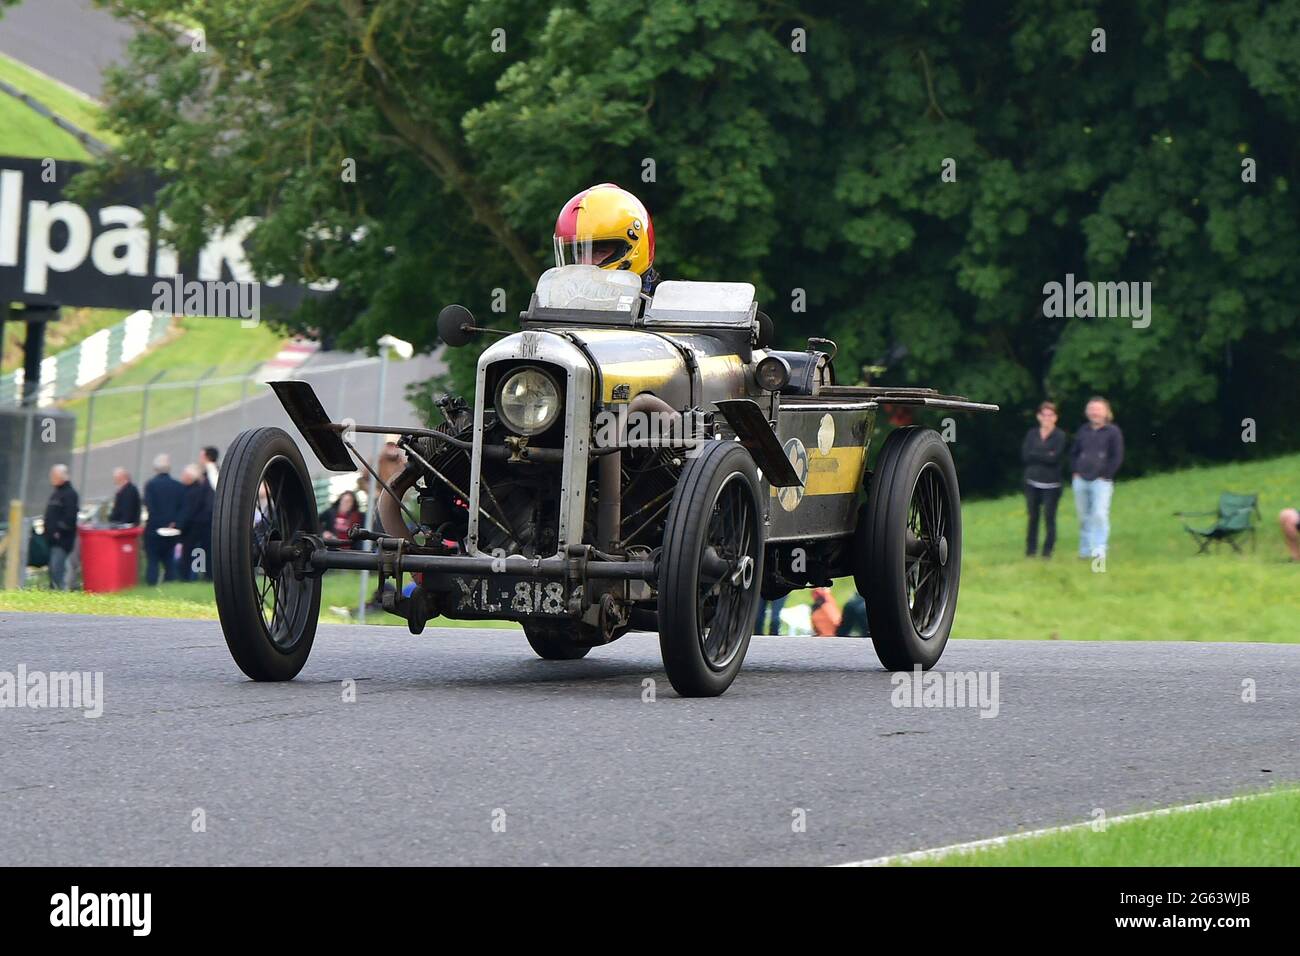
[211,265,997,696]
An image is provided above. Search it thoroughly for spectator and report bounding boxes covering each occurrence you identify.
[199,445,220,489]
[754,595,787,635]
[143,454,185,584]
[836,593,870,637]
[177,464,215,581]
[108,467,141,526]
[1071,396,1124,559]
[43,464,79,590]
[1280,508,1300,562]
[1022,400,1067,558]
[810,587,842,636]
[320,491,365,548]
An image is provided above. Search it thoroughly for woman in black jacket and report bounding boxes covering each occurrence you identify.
[1022,401,1067,558]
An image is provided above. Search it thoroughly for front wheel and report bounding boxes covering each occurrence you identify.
[853,426,961,671]
[657,442,765,697]
[212,427,322,680]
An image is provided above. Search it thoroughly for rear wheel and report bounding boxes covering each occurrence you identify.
[657,442,764,697]
[212,427,322,680]
[853,427,961,671]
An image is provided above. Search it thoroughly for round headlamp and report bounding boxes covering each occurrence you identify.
[497,367,561,435]
[755,354,791,392]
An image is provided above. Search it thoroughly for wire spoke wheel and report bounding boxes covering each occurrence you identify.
[658,442,764,697]
[854,427,962,671]
[904,462,954,639]
[213,427,322,681]
[250,456,312,651]
[697,474,759,669]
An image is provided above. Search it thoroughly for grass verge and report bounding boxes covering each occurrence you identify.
[0,52,115,148]
[901,788,1299,866]
[60,317,285,446]
[0,572,518,630]
[804,451,1300,643]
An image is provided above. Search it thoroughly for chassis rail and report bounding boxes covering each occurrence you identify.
[306,547,657,581]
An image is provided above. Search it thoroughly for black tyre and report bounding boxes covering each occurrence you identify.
[853,426,961,671]
[212,427,322,680]
[522,622,593,660]
[658,441,764,697]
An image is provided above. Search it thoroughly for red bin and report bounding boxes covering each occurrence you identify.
[78,525,145,593]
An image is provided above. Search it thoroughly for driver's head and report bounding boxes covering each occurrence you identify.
[553,183,654,275]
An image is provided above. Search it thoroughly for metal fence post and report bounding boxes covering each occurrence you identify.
[134,371,166,482]
[237,360,262,434]
[17,406,34,517]
[191,365,217,461]
[79,381,101,495]
[357,344,392,624]
[4,499,22,590]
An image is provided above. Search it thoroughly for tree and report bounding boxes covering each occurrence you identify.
[89,0,1300,491]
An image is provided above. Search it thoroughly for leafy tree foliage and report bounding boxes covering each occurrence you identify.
[90,0,1300,490]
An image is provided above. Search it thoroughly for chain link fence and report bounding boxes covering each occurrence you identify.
[2,353,386,590]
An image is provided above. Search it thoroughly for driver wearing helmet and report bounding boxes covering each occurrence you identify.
[553,183,658,295]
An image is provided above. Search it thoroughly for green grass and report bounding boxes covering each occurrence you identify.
[0,92,90,160]
[60,317,286,446]
[799,451,1300,644]
[0,52,115,151]
[0,572,518,630]
[903,788,1300,866]
[5,450,1298,642]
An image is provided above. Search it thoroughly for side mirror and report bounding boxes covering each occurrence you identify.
[437,305,477,348]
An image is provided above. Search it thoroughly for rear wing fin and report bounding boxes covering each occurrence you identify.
[268,380,356,472]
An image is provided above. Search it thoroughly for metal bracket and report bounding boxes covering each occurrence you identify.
[713,399,804,488]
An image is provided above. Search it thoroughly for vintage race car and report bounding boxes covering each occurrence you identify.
[211,266,996,696]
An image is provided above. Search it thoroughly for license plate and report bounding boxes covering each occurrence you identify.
[453,576,580,616]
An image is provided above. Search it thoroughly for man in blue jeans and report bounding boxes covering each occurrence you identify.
[1071,397,1124,559]
[43,464,79,589]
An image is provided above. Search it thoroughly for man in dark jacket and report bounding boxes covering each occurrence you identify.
[43,464,79,589]
[1070,396,1125,559]
[143,454,186,584]
[177,464,215,581]
[108,467,142,526]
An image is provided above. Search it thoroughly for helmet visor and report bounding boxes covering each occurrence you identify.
[554,235,632,269]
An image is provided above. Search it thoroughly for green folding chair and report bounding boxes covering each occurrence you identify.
[1174,492,1260,554]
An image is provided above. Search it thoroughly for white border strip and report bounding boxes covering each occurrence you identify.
[835,790,1289,867]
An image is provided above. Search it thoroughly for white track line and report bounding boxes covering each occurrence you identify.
[835,789,1290,867]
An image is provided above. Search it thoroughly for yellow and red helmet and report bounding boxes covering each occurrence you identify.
[553,183,654,275]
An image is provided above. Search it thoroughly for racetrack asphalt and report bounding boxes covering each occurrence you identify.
[1,612,1296,866]
[0,0,134,100]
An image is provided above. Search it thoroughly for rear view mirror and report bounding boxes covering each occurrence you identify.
[437,305,477,348]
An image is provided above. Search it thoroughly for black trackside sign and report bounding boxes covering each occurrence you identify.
[0,155,333,312]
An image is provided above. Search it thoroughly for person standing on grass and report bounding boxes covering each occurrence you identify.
[108,467,141,526]
[43,465,79,590]
[199,445,220,489]
[143,454,185,584]
[177,464,214,581]
[1071,396,1124,559]
[1280,508,1300,562]
[1022,401,1067,558]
